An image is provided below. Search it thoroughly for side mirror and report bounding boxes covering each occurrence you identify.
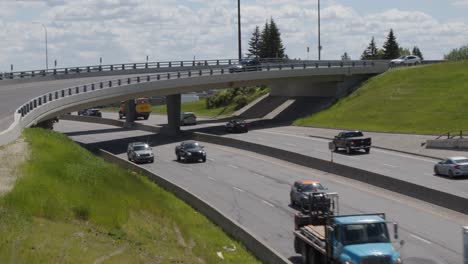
[393,222,399,240]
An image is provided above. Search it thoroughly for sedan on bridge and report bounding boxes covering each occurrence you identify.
[228,59,262,73]
[434,157,468,178]
[390,55,421,66]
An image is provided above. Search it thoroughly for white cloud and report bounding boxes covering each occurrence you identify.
[0,1,467,71]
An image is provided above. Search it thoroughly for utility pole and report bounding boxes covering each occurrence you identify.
[237,0,242,60]
[318,0,321,60]
[41,24,48,70]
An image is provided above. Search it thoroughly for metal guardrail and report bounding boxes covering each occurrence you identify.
[1,58,387,81]
[15,60,381,119]
[435,130,467,140]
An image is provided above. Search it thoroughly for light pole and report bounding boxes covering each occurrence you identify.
[318,0,322,60]
[237,0,242,60]
[33,22,49,70]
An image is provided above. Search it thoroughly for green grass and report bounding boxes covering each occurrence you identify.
[294,61,468,134]
[0,128,260,263]
[151,99,238,117]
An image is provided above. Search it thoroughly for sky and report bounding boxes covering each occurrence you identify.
[0,0,467,71]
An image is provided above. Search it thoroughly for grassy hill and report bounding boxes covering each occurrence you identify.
[0,129,259,263]
[295,61,468,134]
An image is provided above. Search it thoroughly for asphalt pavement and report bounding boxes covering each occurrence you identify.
[54,120,468,264]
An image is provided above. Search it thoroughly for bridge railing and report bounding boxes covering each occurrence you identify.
[15,60,382,120]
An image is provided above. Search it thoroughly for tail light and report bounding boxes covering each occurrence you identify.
[351,141,355,145]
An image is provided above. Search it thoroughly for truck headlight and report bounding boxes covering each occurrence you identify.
[344,261,354,264]
[395,257,402,264]
[187,152,192,156]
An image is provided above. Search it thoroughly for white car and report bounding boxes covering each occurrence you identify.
[434,157,468,178]
[181,112,197,125]
[390,55,421,65]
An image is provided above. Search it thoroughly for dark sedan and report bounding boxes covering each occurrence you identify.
[228,59,262,73]
[225,119,248,133]
[82,109,102,117]
[175,141,207,163]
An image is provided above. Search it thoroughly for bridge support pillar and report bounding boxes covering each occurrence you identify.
[124,99,136,128]
[166,94,181,135]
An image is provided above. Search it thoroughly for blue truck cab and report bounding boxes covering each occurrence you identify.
[293,192,402,264]
[331,215,402,264]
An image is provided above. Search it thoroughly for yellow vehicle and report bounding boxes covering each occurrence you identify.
[119,98,152,120]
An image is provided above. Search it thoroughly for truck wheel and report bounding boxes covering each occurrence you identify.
[177,155,181,161]
[294,237,302,254]
[365,148,370,154]
[434,167,439,175]
[301,243,309,264]
[144,115,149,120]
[334,145,338,152]
[346,147,351,155]
[307,247,316,264]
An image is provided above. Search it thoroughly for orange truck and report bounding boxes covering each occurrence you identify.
[119,98,152,120]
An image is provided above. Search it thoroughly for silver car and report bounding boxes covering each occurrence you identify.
[434,157,468,178]
[127,142,154,163]
[390,55,421,66]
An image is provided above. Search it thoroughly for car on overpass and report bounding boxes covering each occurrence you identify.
[228,58,262,73]
[434,156,468,178]
[290,180,327,207]
[390,55,421,66]
[225,119,248,133]
[175,141,206,163]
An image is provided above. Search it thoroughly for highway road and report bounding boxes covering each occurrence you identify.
[99,112,468,200]
[55,119,467,264]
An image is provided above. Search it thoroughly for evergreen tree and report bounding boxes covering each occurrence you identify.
[268,18,286,58]
[360,37,379,60]
[382,29,400,59]
[341,52,351,61]
[412,46,424,60]
[258,18,286,58]
[247,26,261,58]
[259,21,270,58]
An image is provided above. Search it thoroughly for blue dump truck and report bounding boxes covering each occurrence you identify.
[294,193,403,264]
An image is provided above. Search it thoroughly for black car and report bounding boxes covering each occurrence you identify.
[228,59,262,73]
[175,141,206,163]
[225,119,248,133]
[81,108,102,117]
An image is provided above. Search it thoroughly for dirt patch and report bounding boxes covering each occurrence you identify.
[0,138,29,196]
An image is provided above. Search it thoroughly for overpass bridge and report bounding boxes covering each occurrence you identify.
[0,59,389,145]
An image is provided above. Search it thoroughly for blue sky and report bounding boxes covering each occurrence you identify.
[0,0,467,71]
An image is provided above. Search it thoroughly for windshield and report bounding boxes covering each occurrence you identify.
[134,146,150,151]
[455,159,468,163]
[398,56,406,59]
[185,143,200,149]
[301,183,325,192]
[344,132,363,138]
[342,223,390,245]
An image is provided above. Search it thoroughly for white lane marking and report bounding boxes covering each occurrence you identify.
[228,164,239,169]
[184,167,193,171]
[383,163,397,168]
[208,176,216,181]
[233,187,245,192]
[262,200,275,208]
[410,234,432,244]
[253,172,265,178]
[208,158,214,161]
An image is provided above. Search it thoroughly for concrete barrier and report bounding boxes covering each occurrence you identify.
[59,114,161,133]
[192,132,468,215]
[97,149,291,264]
[427,138,468,150]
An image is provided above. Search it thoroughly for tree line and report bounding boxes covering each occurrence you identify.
[359,29,423,60]
[247,18,286,59]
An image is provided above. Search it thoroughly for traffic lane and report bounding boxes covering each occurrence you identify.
[54,121,465,263]
[221,128,468,198]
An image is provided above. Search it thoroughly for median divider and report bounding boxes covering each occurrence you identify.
[97,149,291,264]
[192,132,468,215]
[59,114,161,133]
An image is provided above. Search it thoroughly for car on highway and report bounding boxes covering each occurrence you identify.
[79,108,102,117]
[434,157,468,178]
[127,142,154,163]
[225,119,248,133]
[390,55,421,65]
[332,130,371,154]
[175,141,206,163]
[181,112,197,125]
[228,58,262,73]
[290,180,327,207]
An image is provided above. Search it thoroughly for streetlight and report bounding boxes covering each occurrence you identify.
[318,0,322,60]
[237,0,242,60]
[33,22,49,70]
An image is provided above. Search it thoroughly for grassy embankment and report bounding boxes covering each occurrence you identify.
[0,129,259,263]
[103,87,268,118]
[295,61,468,134]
